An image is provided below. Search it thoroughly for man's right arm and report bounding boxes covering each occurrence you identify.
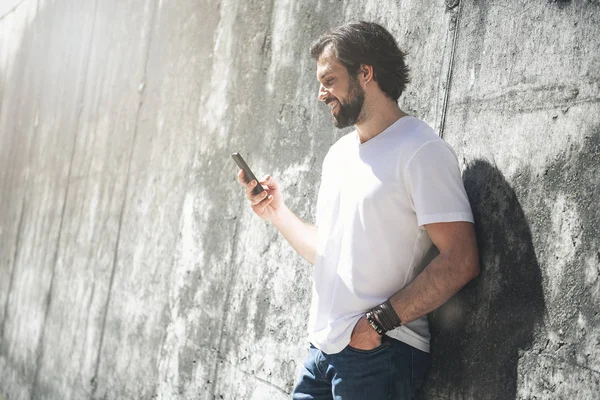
[270,205,317,264]
[237,170,317,264]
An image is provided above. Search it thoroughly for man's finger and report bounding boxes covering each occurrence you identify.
[237,169,251,185]
[252,194,274,215]
[263,175,274,186]
[245,179,258,197]
[250,190,268,206]
[259,176,274,192]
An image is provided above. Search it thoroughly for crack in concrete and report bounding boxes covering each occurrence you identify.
[0,0,38,362]
[90,1,159,396]
[537,353,600,376]
[192,342,291,397]
[0,196,27,343]
[259,232,279,257]
[439,0,463,139]
[232,364,291,397]
[207,5,249,388]
[208,216,242,400]
[0,0,29,22]
[450,88,599,113]
[30,0,99,397]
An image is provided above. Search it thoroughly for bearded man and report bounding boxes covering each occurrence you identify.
[237,21,480,400]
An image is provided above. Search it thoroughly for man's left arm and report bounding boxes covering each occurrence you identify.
[389,220,479,324]
[350,220,479,349]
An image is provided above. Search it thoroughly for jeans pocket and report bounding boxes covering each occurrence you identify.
[346,337,391,354]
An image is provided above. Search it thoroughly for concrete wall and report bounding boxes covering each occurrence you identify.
[0,0,598,399]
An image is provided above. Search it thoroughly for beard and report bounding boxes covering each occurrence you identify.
[329,76,365,129]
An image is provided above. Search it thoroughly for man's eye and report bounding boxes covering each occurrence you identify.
[326,79,334,86]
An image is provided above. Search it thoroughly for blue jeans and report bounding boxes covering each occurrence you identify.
[292,335,431,400]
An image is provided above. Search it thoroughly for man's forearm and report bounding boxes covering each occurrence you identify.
[390,250,479,325]
[271,205,318,264]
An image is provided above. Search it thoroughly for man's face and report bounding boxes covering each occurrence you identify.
[316,49,365,129]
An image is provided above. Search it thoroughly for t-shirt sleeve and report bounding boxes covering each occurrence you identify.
[404,140,474,227]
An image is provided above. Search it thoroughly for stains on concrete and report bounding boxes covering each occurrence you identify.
[518,351,600,398]
[445,0,460,10]
[517,127,600,397]
[452,83,592,114]
[548,0,572,9]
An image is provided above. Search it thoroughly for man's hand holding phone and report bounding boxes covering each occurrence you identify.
[232,152,317,264]
[236,169,284,223]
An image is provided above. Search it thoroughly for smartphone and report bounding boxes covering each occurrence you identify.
[231,152,265,196]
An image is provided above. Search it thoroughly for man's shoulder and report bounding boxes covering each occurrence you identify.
[374,116,445,161]
[393,116,441,148]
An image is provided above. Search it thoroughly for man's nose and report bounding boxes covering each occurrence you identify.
[318,84,328,102]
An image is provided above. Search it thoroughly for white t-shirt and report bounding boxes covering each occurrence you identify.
[309,116,474,355]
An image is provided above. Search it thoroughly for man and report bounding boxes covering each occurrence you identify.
[237,21,479,399]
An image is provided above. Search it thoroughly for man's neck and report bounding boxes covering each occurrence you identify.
[355,99,408,144]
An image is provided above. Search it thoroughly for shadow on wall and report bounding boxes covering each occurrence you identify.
[421,160,546,400]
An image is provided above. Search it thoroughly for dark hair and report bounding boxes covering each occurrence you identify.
[310,21,410,101]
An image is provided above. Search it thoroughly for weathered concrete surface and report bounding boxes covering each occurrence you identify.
[424,2,600,399]
[0,0,598,399]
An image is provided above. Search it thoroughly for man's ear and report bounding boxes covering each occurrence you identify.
[360,64,374,85]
